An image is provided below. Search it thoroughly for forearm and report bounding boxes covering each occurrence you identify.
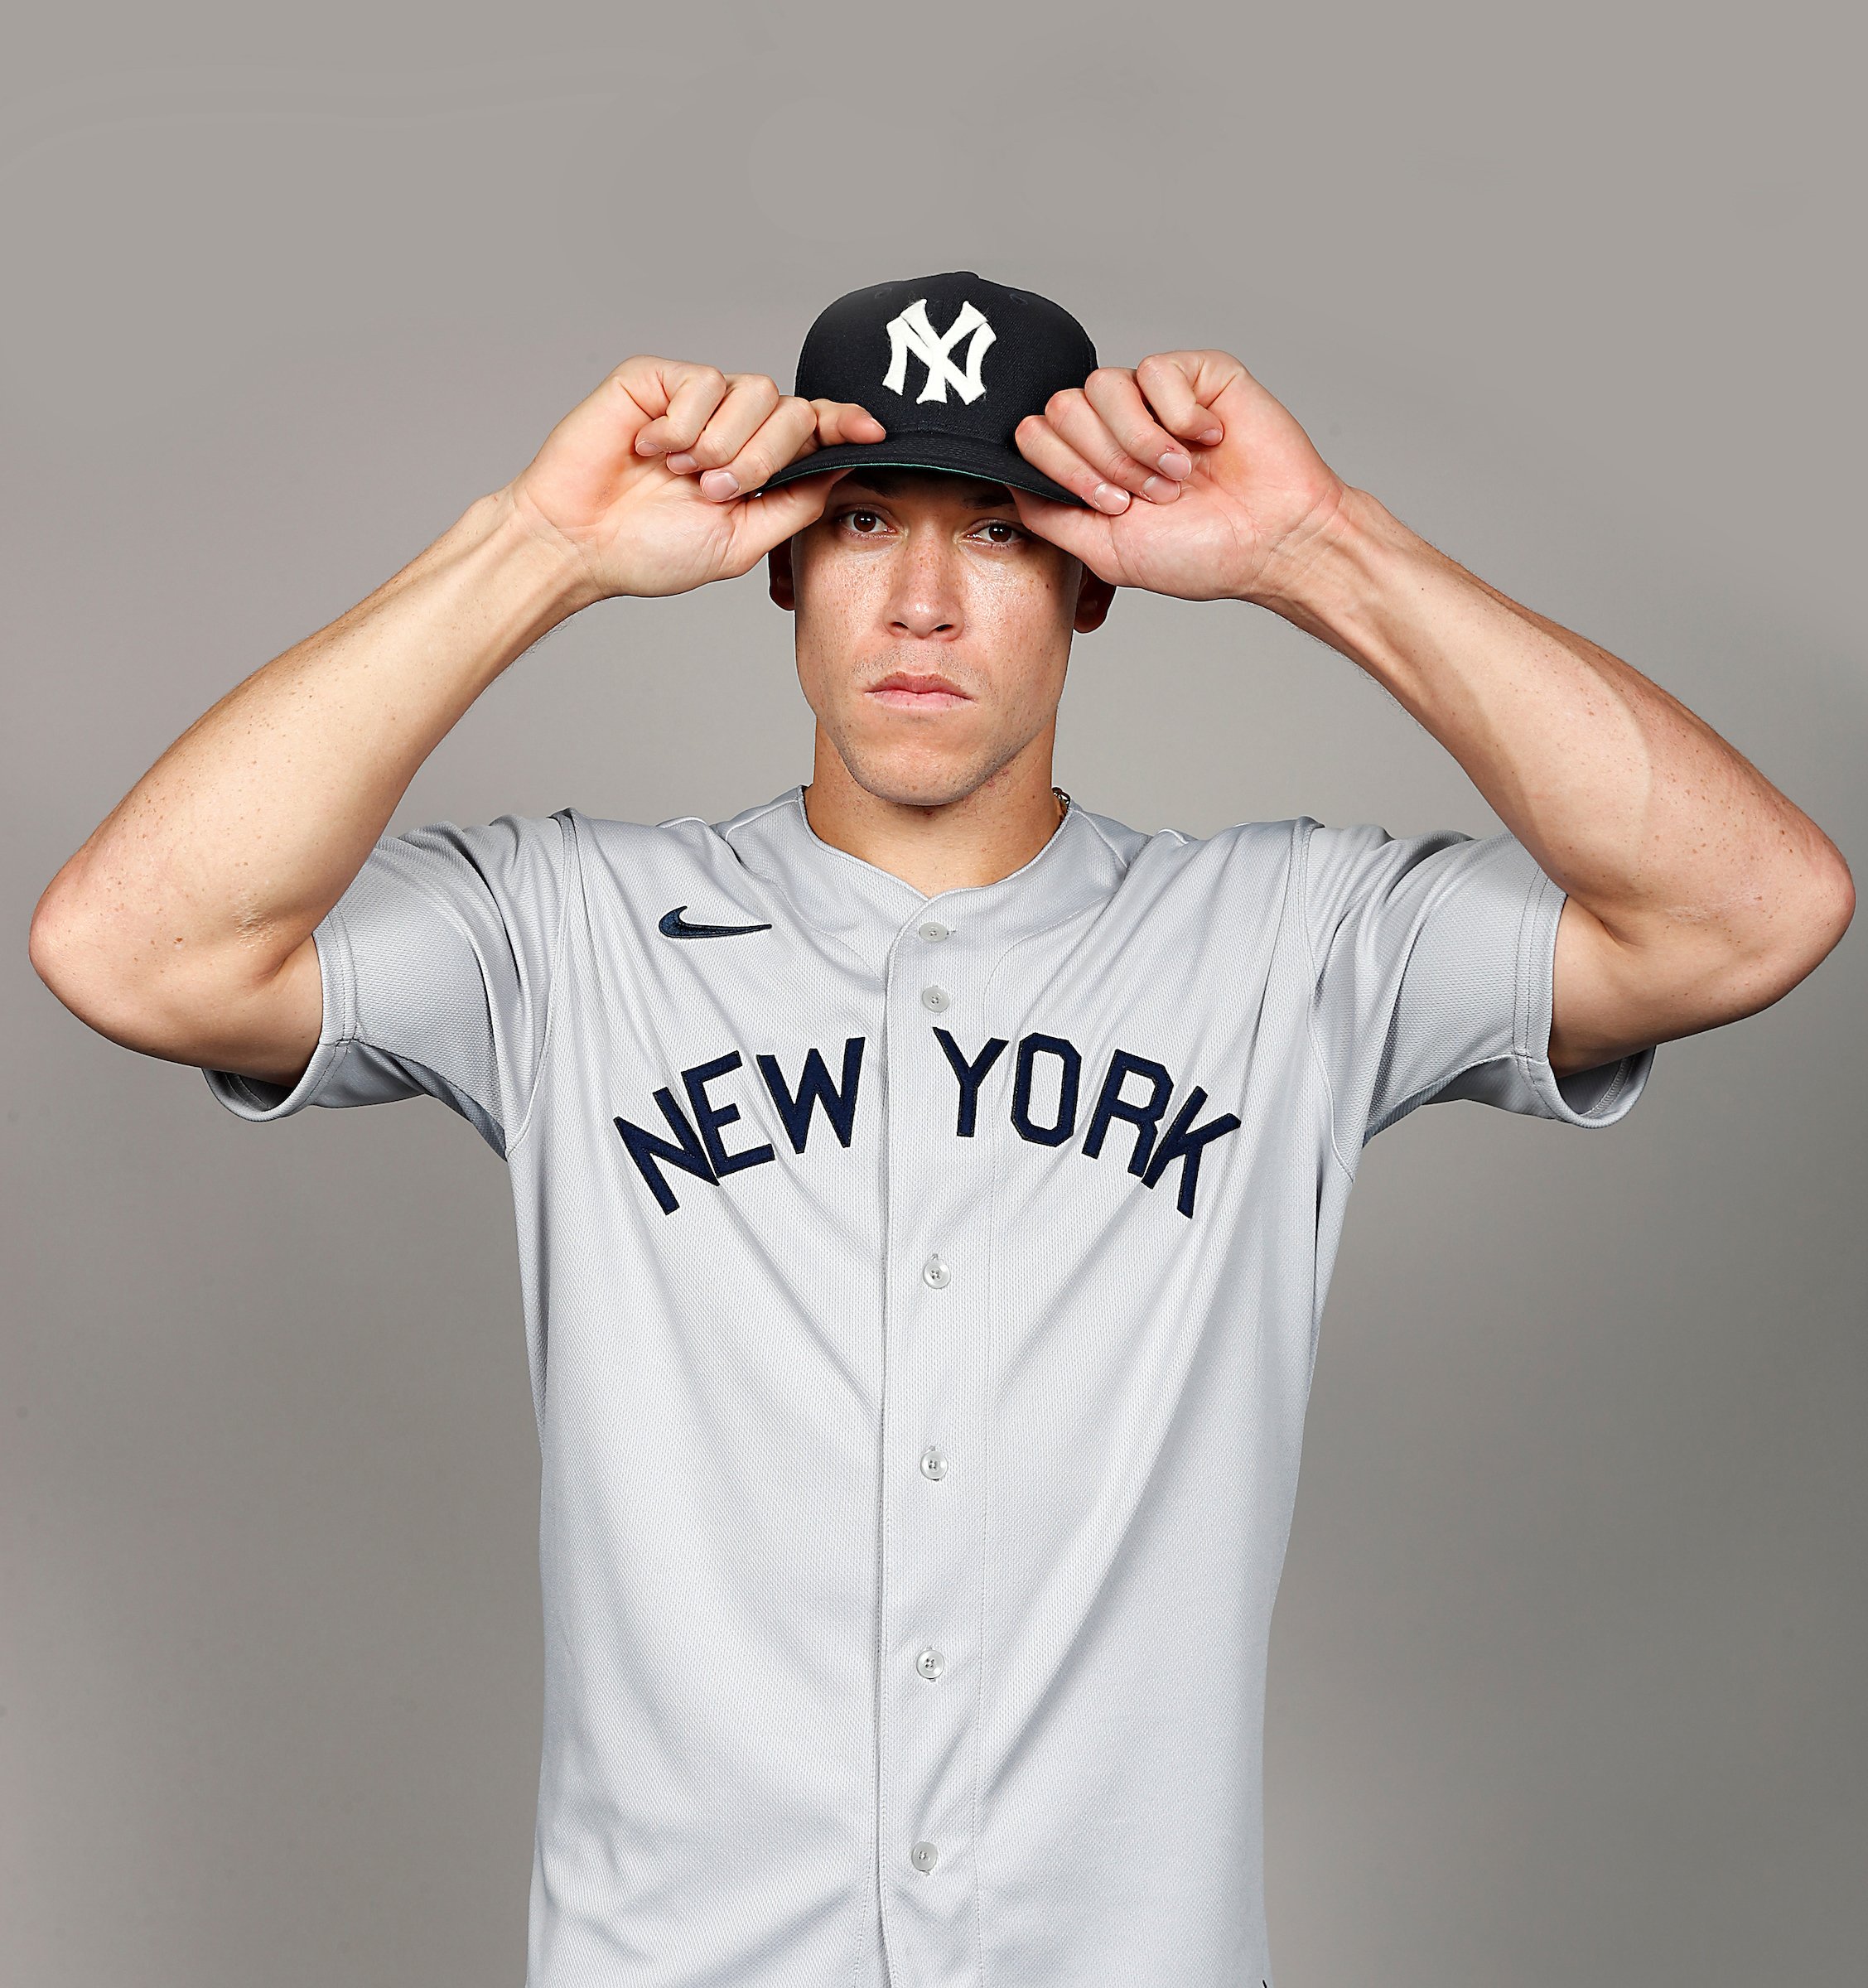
[31,486,589,1013]
[1261,485,1853,958]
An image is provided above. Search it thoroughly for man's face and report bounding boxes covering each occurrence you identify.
[768,470,1113,808]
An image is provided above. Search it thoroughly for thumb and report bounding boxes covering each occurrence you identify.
[1011,487,1116,572]
[723,466,851,569]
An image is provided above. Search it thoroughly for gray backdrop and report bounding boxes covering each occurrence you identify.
[5,4,1863,1983]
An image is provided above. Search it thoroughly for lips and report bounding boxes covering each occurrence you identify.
[867,671,972,710]
[872,671,968,696]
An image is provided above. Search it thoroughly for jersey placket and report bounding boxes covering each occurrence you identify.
[876,905,991,1988]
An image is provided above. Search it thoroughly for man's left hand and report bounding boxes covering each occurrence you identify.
[1010,350,1351,606]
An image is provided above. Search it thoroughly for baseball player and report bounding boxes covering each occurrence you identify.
[30,271,1853,1987]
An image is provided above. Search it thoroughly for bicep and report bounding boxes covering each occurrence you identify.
[193,930,325,1088]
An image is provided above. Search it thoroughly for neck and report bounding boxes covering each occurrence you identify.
[802,731,1068,898]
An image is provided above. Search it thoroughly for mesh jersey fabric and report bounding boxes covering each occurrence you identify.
[202,787,1656,1988]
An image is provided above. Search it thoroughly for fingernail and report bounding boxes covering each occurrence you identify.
[666,452,697,474]
[1092,481,1130,514]
[700,469,740,501]
[1141,475,1178,503]
[635,436,663,456]
[1158,450,1194,480]
[1199,426,1223,446]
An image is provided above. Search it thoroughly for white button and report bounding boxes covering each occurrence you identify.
[911,1841,939,1872]
[922,1255,950,1289]
[920,1446,947,1480]
[920,984,950,1013]
[918,920,951,943]
[916,1648,945,1681]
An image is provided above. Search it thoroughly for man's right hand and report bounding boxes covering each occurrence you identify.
[26,354,886,1089]
[497,356,886,606]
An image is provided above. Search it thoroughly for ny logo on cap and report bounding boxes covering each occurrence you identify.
[881,298,997,404]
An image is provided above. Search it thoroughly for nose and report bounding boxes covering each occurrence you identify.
[884,528,963,640]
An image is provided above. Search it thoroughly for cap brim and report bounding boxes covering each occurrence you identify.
[751,430,1087,508]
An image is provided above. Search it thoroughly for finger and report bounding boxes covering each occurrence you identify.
[1014,413,1135,515]
[698,396,821,503]
[810,398,887,449]
[1134,352,1225,447]
[1006,485,1116,570]
[1084,366,1197,484]
[632,364,731,456]
[605,354,683,423]
[664,372,782,479]
[1044,384,1182,505]
[720,466,854,570]
[664,374,777,474]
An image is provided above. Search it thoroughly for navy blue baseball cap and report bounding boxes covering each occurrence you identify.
[753,270,1097,507]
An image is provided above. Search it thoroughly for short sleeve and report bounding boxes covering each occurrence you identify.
[1299,818,1656,1164]
[200,810,576,1159]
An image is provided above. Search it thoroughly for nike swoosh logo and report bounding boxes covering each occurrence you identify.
[658,905,775,940]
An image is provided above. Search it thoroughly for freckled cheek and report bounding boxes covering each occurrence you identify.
[962,568,1068,647]
[793,568,875,720]
[802,562,873,632]
[966,577,1071,712]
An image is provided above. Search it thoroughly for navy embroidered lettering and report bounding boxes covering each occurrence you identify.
[683,1052,776,1180]
[934,1027,1009,1137]
[1011,1032,1081,1148]
[1142,1085,1243,1218]
[615,1088,718,1214]
[755,1037,866,1153]
[1082,1049,1175,1175]
[614,1026,1242,1223]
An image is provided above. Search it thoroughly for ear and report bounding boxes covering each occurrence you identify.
[767,537,796,612]
[1071,562,1117,635]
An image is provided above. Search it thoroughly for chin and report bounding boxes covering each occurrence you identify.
[833,731,1005,812]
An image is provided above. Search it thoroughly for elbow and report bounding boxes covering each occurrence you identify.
[28,881,94,1015]
[29,886,138,1041]
[1822,851,1856,944]
[29,848,113,988]
[1747,852,1856,998]
[1675,854,1857,1030]
[1794,847,1855,968]
[29,881,311,1074]
[28,881,191,1053]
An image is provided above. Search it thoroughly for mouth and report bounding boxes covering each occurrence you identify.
[866,670,973,712]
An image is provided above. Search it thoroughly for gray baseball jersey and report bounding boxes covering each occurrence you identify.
[204,783,1655,1988]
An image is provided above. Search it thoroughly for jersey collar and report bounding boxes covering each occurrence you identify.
[715,784,1126,976]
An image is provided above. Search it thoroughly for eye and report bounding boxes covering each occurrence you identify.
[970,519,1026,547]
[837,508,891,537]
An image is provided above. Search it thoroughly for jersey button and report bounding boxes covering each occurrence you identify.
[920,1445,948,1480]
[916,1648,946,1681]
[920,984,950,1013]
[911,1841,939,1873]
[922,1255,951,1289]
[917,919,951,943]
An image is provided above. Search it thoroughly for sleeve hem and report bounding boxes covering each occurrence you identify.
[1511,864,1656,1127]
[200,905,358,1122]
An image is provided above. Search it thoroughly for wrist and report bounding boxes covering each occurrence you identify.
[476,484,612,619]
[1243,485,1426,644]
